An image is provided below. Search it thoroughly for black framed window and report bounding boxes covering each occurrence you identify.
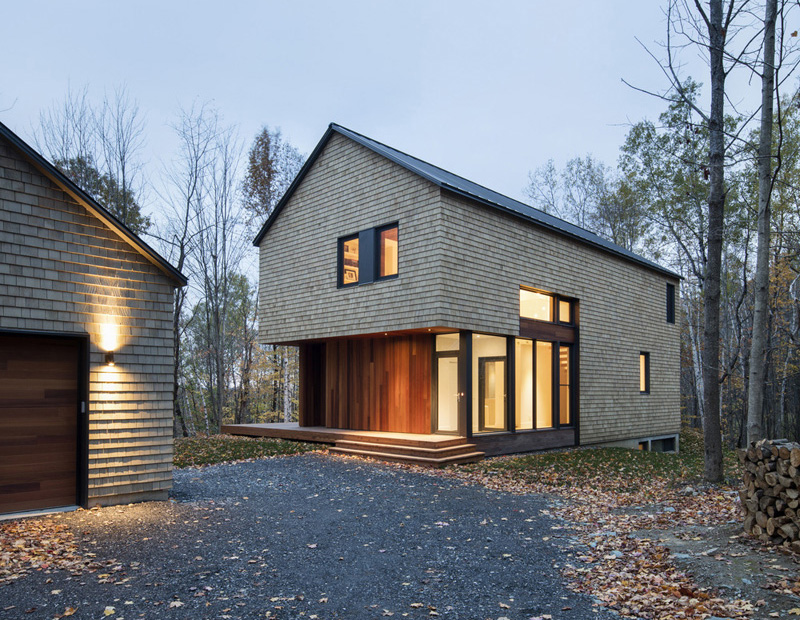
[377,224,398,280]
[520,287,576,325]
[339,235,359,287]
[640,352,650,394]
[338,223,398,287]
[666,283,676,324]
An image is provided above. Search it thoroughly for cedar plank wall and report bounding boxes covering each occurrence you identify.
[436,190,680,445]
[0,134,175,506]
[299,336,431,432]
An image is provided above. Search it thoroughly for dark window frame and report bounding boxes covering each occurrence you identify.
[338,234,360,288]
[666,283,676,324]
[640,351,650,394]
[337,222,399,288]
[519,286,577,326]
[376,222,399,281]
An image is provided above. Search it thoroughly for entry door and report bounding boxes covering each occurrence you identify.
[436,356,459,433]
[0,335,81,514]
[478,357,506,432]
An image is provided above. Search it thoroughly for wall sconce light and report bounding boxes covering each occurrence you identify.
[105,351,115,366]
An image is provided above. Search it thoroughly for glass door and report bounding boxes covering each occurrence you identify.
[436,356,459,433]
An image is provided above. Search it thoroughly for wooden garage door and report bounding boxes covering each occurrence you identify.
[0,335,80,514]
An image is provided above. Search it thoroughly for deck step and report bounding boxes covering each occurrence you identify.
[332,439,479,459]
[328,446,485,467]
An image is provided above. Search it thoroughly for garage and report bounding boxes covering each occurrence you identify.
[0,333,87,515]
[1,121,186,514]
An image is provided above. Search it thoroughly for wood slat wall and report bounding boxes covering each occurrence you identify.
[300,335,431,433]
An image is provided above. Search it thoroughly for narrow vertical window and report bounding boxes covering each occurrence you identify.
[378,225,398,278]
[514,338,533,430]
[640,352,650,394]
[340,235,359,286]
[558,299,572,324]
[666,283,676,324]
[535,341,553,428]
[559,345,571,425]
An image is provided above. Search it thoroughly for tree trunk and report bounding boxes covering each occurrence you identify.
[702,0,726,482]
[747,0,777,444]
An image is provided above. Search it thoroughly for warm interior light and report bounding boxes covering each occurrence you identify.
[105,351,115,366]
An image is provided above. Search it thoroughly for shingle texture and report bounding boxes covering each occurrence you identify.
[258,131,680,445]
[0,134,175,505]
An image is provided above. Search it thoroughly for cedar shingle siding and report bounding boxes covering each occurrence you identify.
[0,132,177,507]
[258,131,680,446]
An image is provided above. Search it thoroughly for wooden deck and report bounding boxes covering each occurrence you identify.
[221,423,484,466]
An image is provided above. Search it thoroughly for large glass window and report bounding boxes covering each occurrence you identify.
[379,225,398,278]
[559,345,571,425]
[515,338,533,430]
[340,236,359,286]
[472,334,507,433]
[535,341,553,428]
[520,289,553,321]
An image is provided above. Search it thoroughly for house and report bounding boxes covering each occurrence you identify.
[225,123,680,464]
[0,121,186,516]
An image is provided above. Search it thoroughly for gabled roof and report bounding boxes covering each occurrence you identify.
[254,123,678,279]
[0,120,187,287]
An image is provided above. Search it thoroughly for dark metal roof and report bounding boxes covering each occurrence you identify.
[254,123,678,279]
[0,120,187,286]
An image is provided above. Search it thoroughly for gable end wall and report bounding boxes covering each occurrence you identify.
[0,135,175,505]
[258,132,444,342]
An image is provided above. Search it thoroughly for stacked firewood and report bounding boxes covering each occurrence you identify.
[740,438,800,550]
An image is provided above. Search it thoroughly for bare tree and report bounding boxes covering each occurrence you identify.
[156,102,218,436]
[96,86,147,229]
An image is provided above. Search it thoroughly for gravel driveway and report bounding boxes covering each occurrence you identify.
[1,453,613,619]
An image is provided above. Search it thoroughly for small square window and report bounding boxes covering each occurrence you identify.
[340,235,359,286]
[640,352,650,394]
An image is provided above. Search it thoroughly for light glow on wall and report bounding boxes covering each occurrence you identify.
[99,318,118,352]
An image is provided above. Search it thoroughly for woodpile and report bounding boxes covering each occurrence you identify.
[740,438,800,551]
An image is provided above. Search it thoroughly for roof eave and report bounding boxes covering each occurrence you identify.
[0,120,187,287]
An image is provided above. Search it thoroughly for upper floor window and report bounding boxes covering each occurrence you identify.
[340,236,359,286]
[666,283,676,324]
[520,288,573,324]
[338,223,398,288]
[378,224,398,279]
[520,289,553,321]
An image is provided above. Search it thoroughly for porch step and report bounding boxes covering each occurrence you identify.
[329,439,484,467]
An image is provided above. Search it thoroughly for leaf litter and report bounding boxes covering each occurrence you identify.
[330,429,800,619]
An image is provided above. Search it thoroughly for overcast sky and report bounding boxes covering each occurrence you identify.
[2,1,714,209]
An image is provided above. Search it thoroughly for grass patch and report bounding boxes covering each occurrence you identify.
[459,427,740,497]
[174,434,318,468]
